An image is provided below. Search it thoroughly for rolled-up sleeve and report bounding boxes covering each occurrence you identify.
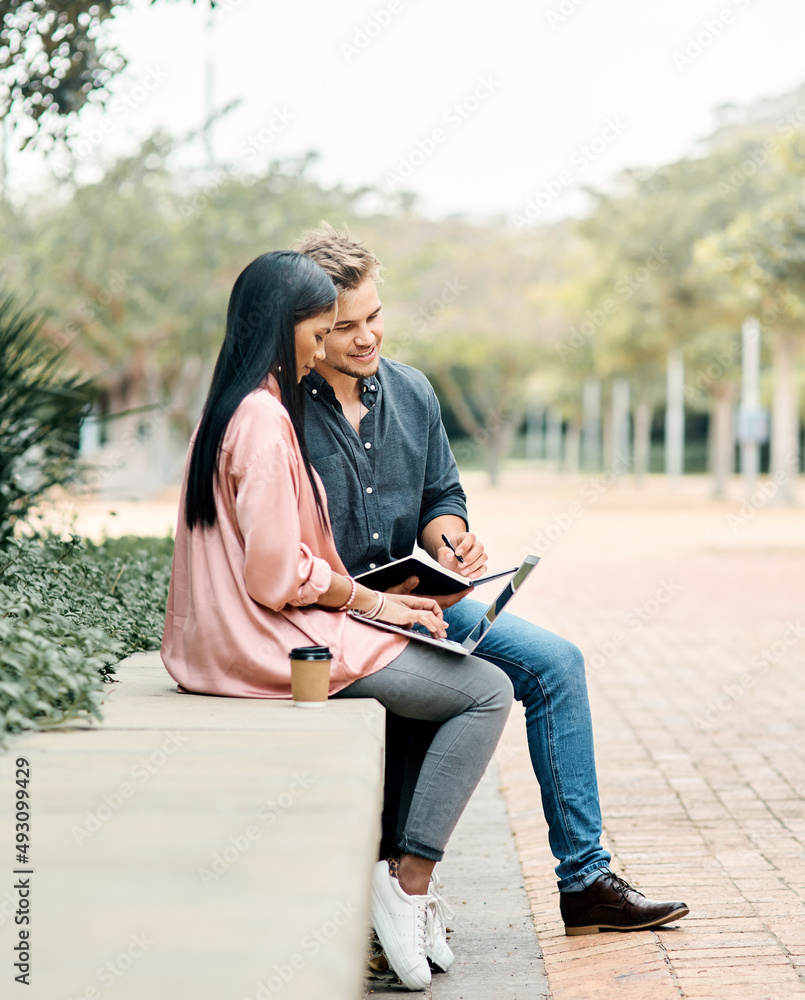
[235,439,333,611]
[417,385,468,539]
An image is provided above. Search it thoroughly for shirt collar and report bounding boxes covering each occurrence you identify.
[302,368,337,402]
[303,367,381,404]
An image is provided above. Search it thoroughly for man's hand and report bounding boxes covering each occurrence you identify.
[437,531,488,580]
[385,575,421,595]
[383,574,473,610]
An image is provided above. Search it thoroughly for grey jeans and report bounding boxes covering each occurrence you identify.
[333,641,513,861]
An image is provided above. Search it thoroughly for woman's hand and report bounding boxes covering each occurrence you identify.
[379,592,449,639]
[384,574,472,610]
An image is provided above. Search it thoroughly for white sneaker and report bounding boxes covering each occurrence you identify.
[370,861,431,991]
[426,871,455,972]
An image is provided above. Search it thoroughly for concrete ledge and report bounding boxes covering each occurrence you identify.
[0,653,385,1000]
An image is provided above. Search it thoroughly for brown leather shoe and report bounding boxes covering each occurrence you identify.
[560,870,689,935]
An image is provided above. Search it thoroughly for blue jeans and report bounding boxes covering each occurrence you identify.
[443,599,611,891]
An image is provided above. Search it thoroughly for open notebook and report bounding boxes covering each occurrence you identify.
[349,555,540,656]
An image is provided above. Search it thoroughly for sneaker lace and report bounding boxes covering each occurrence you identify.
[426,873,455,942]
[414,899,428,956]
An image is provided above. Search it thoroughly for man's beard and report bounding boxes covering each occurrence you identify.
[327,349,381,380]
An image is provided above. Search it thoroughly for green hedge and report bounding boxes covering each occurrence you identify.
[0,534,173,741]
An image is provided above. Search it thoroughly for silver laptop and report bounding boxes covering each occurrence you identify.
[349,555,539,656]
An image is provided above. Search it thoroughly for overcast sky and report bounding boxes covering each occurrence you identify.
[11,0,805,223]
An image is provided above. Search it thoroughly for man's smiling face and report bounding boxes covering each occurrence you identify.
[315,278,384,381]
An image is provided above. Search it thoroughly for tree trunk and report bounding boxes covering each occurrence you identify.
[486,421,515,488]
[602,407,613,473]
[708,381,736,499]
[433,366,524,487]
[611,378,630,474]
[770,330,801,504]
[564,417,581,474]
[633,399,652,483]
[665,351,685,485]
[526,401,544,461]
[545,409,562,470]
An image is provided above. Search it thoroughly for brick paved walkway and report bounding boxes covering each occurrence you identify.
[466,470,805,1000]
[68,469,805,999]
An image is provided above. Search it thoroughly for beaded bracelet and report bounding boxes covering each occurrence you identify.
[337,577,358,612]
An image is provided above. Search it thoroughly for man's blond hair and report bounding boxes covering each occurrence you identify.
[291,223,381,294]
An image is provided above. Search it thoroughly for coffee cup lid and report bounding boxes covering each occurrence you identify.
[289,646,332,660]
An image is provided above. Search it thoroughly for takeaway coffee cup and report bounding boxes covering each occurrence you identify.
[289,646,332,708]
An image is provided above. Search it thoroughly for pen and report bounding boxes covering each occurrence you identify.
[441,533,465,564]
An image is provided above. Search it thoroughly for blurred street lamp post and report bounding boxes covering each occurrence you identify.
[582,377,601,471]
[737,317,768,500]
[665,351,684,486]
[526,400,545,462]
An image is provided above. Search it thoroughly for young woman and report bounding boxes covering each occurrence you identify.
[162,251,513,991]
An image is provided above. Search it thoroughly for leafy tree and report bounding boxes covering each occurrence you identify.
[573,125,790,490]
[696,129,805,501]
[0,289,94,541]
[381,220,565,485]
[0,0,210,147]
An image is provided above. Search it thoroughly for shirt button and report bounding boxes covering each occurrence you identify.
[369,563,377,569]
[366,487,373,494]
[311,389,317,395]
[370,385,376,390]
[373,533,379,540]
[364,442,371,449]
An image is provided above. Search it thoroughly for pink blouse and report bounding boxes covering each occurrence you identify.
[161,377,408,697]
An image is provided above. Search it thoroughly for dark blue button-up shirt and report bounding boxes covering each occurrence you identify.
[302,358,468,577]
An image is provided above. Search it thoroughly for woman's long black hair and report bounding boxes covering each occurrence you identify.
[184,251,336,530]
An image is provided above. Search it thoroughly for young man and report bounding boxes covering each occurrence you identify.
[294,225,689,940]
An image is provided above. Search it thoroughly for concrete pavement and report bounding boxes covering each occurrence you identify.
[0,654,386,1000]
